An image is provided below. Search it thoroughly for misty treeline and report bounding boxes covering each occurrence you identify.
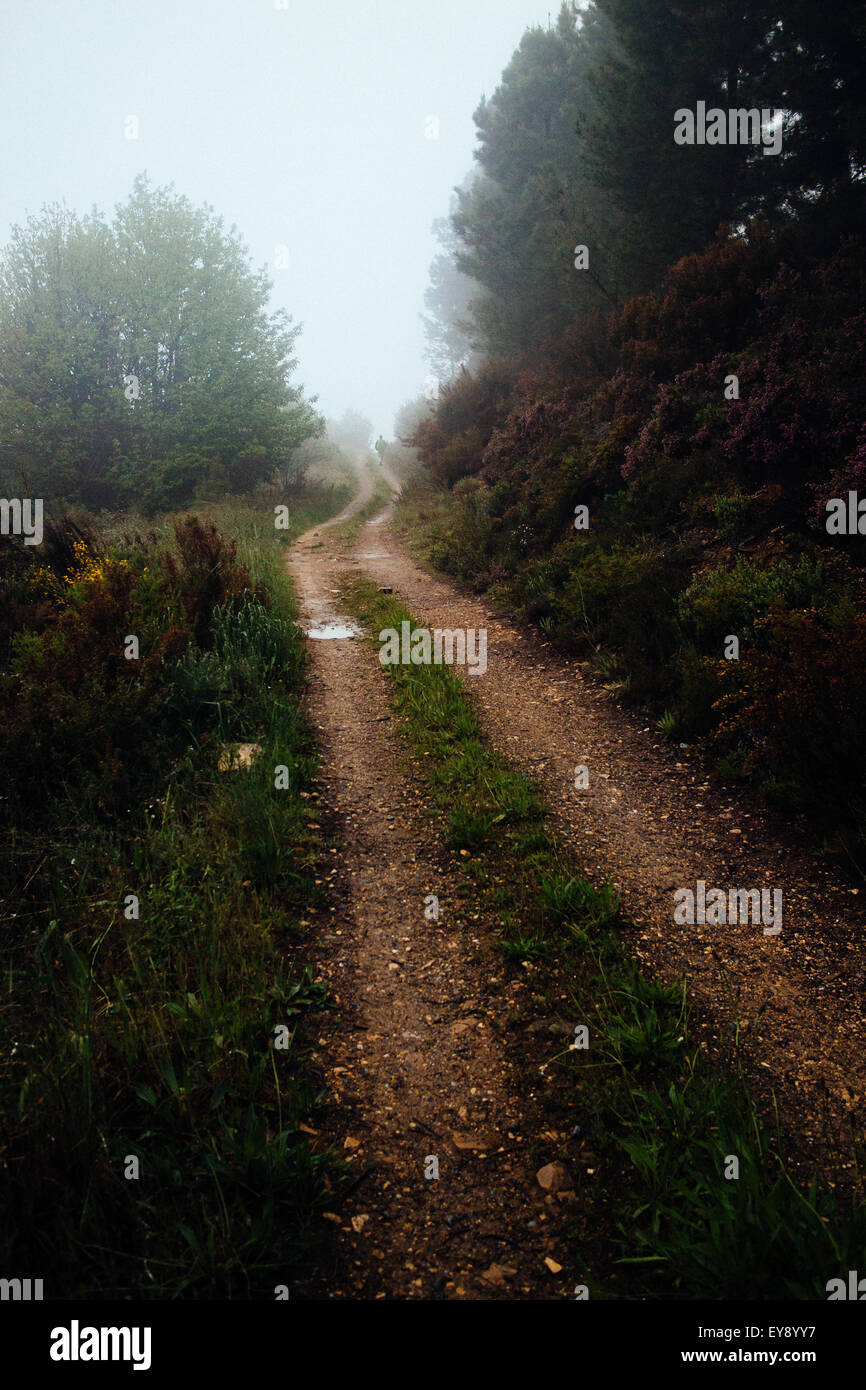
[423,0,865,369]
[326,408,373,450]
[0,174,323,512]
[413,0,866,858]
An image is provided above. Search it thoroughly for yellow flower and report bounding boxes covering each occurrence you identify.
[62,541,127,591]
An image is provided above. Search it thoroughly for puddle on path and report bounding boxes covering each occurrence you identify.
[306,622,358,640]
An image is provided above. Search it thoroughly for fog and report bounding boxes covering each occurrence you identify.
[0,0,558,436]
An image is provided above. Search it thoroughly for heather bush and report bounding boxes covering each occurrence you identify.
[0,513,276,838]
[712,605,866,841]
[551,540,687,700]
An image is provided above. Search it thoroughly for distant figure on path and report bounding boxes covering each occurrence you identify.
[374,435,387,464]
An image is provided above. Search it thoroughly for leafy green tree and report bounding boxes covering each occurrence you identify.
[0,175,322,511]
[0,205,127,505]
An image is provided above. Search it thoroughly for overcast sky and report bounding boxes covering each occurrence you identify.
[0,0,561,436]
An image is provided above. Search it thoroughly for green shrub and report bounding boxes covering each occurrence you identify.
[711,490,756,538]
[679,555,825,650]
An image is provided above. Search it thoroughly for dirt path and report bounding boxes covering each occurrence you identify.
[288,456,865,1296]
[287,455,568,1299]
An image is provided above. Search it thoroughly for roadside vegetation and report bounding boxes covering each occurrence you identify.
[0,494,347,1298]
[401,231,866,871]
[407,0,866,870]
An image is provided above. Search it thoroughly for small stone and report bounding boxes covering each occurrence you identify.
[480,1263,517,1288]
[536,1161,574,1192]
